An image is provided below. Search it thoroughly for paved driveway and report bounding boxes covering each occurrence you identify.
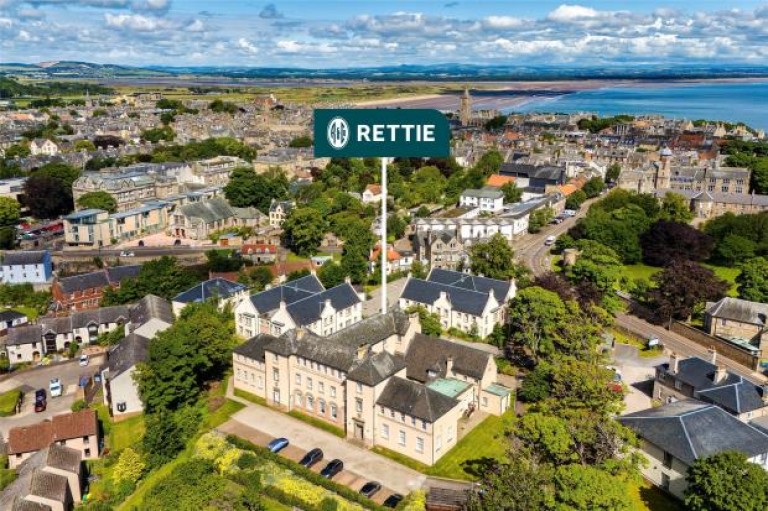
[362,278,409,317]
[0,355,104,440]
[611,344,663,414]
[219,405,427,495]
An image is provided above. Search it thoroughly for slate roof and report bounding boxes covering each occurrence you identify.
[705,297,768,326]
[108,333,150,379]
[2,251,48,266]
[0,310,26,322]
[405,333,492,383]
[129,295,174,326]
[0,450,47,510]
[13,501,53,511]
[249,274,325,314]
[427,268,512,304]
[106,265,141,284]
[285,283,361,327]
[178,197,235,224]
[376,377,459,423]
[233,334,276,363]
[400,278,491,316]
[461,188,504,200]
[29,470,68,502]
[45,444,82,475]
[348,351,407,386]
[620,400,768,465]
[658,356,768,415]
[173,278,247,304]
[70,305,130,329]
[56,265,140,294]
[6,324,42,346]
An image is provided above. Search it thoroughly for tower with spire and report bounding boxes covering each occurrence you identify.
[459,87,472,127]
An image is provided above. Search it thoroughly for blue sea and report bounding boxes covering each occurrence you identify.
[510,81,768,131]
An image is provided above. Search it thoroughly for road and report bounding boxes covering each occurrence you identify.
[515,200,767,383]
[53,245,211,259]
[0,354,105,439]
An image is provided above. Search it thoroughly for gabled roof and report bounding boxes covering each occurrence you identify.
[6,324,42,346]
[57,271,109,294]
[178,197,235,224]
[348,351,407,386]
[620,400,768,465]
[129,295,174,326]
[106,265,141,284]
[659,357,768,414]
[285,283,361,327]
[45,444,82,475]
[29,470,69,502]
[405,333,492,383]
[705,297,768,326]
[0,310,26,322]
[400,278,491,316]
[173,278,247,304]
[427,268,512,304]
[13,500,53,511]
[376,377,459,423]
[2,251,49,266]
[108,333,150,378]
[70,305,130,329]
[248,274,325,314]
[234,333,277,363]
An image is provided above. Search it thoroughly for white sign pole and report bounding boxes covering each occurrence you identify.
[381,157,388,315]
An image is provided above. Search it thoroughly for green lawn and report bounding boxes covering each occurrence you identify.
[204,399,245,430]
[629,480,685,511]
[0,387,21,417]
[620,262,739,296]
[109,414,146,452]
[234,388,268,406]
[4,306,39,321]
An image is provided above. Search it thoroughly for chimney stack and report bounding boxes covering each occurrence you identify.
[669,352,680,373]
[714,366,727,384]
[446,355,454,377]
[708,347,717,365]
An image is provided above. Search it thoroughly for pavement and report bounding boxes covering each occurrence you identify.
[610,344,663,414]
[0,354,104,440]
[362,278,409,318]
[224,384,426,496]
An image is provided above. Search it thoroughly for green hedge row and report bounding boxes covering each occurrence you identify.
[226,435,388,511]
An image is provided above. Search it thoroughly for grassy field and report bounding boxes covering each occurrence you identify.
[109,414,146,452]
[629,479,685,511]
[0,387,21,417]
[621,262,739,295]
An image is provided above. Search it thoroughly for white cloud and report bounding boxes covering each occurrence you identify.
[237,37,258,54]
[484,16,522,29]
[547,4,599,23]
[276,40,336,54]
[185,19,204,32]
[104,12,168,31]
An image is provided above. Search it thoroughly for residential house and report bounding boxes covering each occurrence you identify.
[52,265,141,311]
[413,230,465,270]
[101,295,175,418]
[6,410,99,469]
[362,184,382,203]
[653,353,768,421]
[172,277,248,316]
[399,268,515,338]
[368,244,414,275]
[241,243,278,264]
[180,156,248,186]
[169,197,262,240]
[412,215,529,247]
[0,251,52,284]
[0,177,27,203]
[232,309,511,465]
[0,310,28,334]
[269,200,295,227]
[704,297,768,354]
[234,274,363,338]
[0,444,84,511]
[459,188,504,214]
[620,400,768,499]
[29,139,59,157]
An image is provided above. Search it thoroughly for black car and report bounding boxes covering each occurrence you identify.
[320,459,344,479]
[360,481,382,498]
[299,448,324,468]
[35,389,46,402]
[383,494,404,508]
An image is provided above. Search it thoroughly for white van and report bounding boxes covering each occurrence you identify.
[544,235,556,246]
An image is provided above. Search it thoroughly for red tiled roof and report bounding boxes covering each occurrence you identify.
[7,410,97,455]
[242,244,277,255]
[365,184,382,195]
[486,175,515,188]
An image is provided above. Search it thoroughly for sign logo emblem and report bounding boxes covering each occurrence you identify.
[327,116,349,150]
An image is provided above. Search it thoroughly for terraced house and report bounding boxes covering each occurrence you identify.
[232,310,512,465]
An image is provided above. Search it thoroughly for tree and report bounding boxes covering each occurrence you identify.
[736,257,768,302]
[467,451,554,511]
[209,99,238,114]
[640,220,714,266]
[410,260,427,279]
[553,464,633,511]
[408,305,441,336]
[565,190,587,211]
[529,207,554,233]
[141,126,175,142]
[469,233,522,280]
[483,115,508,131]
[605,163,621,183]
[113,448,146,485]
[0,197,20,226]
[582,177,605,198]
[4,143,30,159]
[73,139,96,152]
[239,266,274,291]
[473,150,504,177]
[283,207,327,256]
[507,287,567,362]
[685,451,768,511]
[579,204,650,263]
[76,191,117,213]
[649,260,730,325]
[716,234,757,265]
[102,256,199,305]
[387,214,407,241]
[567,240,622,298]
[289,135,313,148]
[519,363,553,403]
[286,268,310,282]
[223,167,289,213]
[501,181,523,203]
[23,175,74,218]
[658,192,694,224]
[317,262,347,288]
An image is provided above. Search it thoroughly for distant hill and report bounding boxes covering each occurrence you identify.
[0,61,173,79]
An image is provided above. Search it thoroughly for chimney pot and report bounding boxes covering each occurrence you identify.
[669,352,680,373]
[708,347,717,365]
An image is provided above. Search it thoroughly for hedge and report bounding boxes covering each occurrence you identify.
[226,435,388,511]
[287,410,346,438]
[0,388,21,417]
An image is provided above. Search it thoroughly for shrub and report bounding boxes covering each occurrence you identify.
[237,452,259,470]
[71,399,88,412]
[112,448,145,485]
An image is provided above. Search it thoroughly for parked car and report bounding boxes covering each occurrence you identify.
[267,437,289,453]
[320,459,344,479]
[360,481,382,498]
[550,217,564,225]
[34,389,46,402]
[299,448,324,468]
[119,251,135,257]
[34,399,47,412]
[79,354,90,366]
[383,494,404,508]
[563,209,577,217]
[544,235,557,246]
[49,378,63,397]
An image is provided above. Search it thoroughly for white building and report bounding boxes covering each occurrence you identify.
[29,138,59,156]
[362,184,382,203]
[459,188,504,213]
[0,250,53,284]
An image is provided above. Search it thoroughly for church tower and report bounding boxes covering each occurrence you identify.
[459,87,471,127]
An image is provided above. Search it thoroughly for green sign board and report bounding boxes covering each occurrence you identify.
[313,108,450,158]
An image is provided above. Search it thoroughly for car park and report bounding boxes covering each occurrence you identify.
[299,448,324,468]
[49,378,63,397]
[359,481,382,498]
[320,459,344,479]
[383,494,404,508]
[267,437,289,453]
[79,354,90,366]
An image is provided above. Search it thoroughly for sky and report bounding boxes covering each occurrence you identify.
[1,1,768,67]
